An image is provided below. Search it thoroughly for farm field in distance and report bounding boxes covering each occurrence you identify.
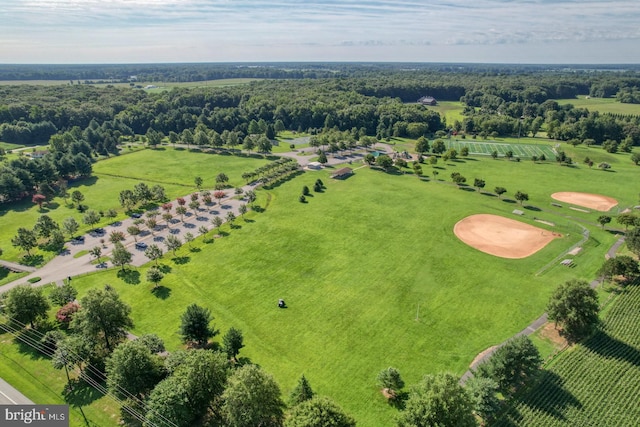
[556,96,640,115]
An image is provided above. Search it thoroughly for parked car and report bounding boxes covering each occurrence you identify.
[72,235,85,242]
[93,228,105,234]
[135,242,148,249]
[131,212,142,218]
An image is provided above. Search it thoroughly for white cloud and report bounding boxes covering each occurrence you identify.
[0,0,639,63]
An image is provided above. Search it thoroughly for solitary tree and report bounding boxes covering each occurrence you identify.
[165,234,182,255]
[3,285,50,328]
[514,191,529,205]
[184,232,195,248]
[238,203,248,217]
[179,303,218,347]
[494,186,507,199]
[109,231,125,245]
[144,244,163,266]
[211,215,223,232]
[397,373,475,427]
[376,367,405,401]
[32,193,47,210]
[175,206,187,222]
[83,210,101,228]
[289,375,315,406]
[222,364,285,427]
[617,212,639,230]
[11,227,38,256]
[89,245,102,264]
[62,217,80,237]
[194,176,203,190]
[547,279,599,343]
[71,190,84,207]
[111,242,132,271]
[72,285,134,352]
[222,327,245,361]
[146,266,164,289]
[473,178,486,192]
[597,215,612,229]
[475,335,541,395]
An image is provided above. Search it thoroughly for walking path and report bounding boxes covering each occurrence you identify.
[460,235,626,384]
[0,260,36,273]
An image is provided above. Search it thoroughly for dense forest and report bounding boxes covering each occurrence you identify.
[2,63,640,203]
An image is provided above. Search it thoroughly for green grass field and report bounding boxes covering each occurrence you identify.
[0,148,269,262]
[556,96,640,116]
[2,143,639,426]
[446,139,556,159]
[424,101,466,123]
[59,152,634,426]
[495,283,640,426]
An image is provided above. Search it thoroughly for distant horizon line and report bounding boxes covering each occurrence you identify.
[0,61,639,67]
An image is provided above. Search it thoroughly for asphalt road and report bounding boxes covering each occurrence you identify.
[0,378,33,404]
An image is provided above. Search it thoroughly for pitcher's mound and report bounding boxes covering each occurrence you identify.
[454,214,560,259]
[551,192,617,212]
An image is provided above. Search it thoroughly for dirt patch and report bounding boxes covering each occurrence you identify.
[539,322,568,349]
[454,214,560,259]
[551,192,618,212]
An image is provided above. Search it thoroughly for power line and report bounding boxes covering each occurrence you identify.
[0,314,178,427]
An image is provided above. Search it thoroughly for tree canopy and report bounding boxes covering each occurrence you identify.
[546,279,599,343]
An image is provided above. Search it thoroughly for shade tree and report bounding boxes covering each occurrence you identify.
[222,364,285,427]
[475,335,541,395]
[546,279,599,343]
[285,397,356,427]
[72,285,133,353]
[179,303,218,347]
[397,373,475,427]
[3,285,50,328]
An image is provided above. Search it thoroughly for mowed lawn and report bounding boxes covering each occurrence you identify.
[446,139,556,159]
[67,161,622,426]
[556,96,640,115]
[0,149,270,262]
[92,147,270,189]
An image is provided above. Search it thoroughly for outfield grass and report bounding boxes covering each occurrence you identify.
[0,148,270,262]
[556,96,640,115]
[64,158,624,426]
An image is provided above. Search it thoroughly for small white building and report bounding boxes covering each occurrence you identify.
[307,162,322,170]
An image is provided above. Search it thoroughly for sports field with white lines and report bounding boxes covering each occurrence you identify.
[447,139,556,159]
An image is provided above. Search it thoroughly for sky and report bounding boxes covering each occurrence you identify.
[1,0,639,64]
